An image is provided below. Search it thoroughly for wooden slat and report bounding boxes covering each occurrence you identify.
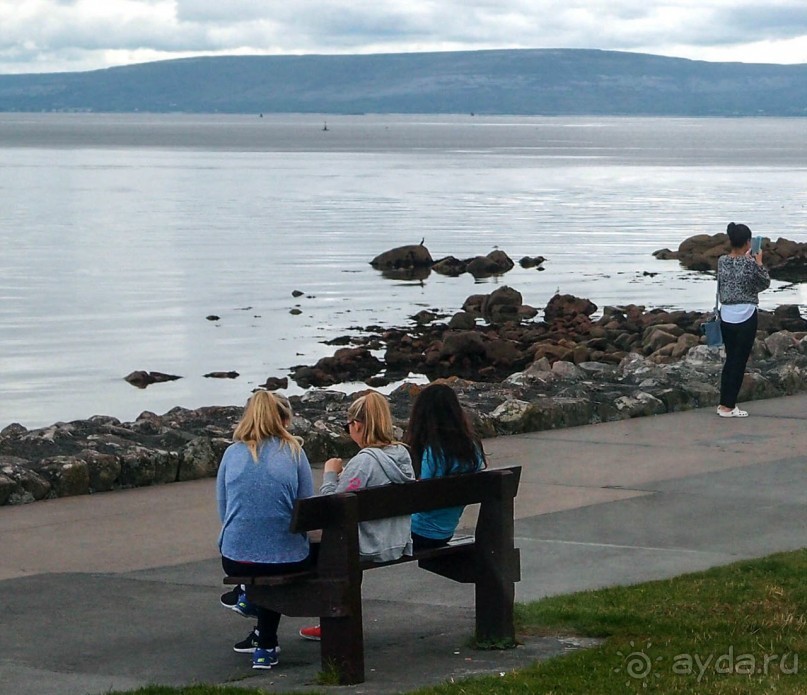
[292,465,521,532]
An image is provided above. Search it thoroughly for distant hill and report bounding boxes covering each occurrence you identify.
[1,48,807,116]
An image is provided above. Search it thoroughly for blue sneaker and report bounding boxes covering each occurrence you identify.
[252,647,279,670]
[224,591,258,619]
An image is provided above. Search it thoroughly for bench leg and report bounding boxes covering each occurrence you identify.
[320,610,364,684]
[474,472,519,646]
[475,566,516,645]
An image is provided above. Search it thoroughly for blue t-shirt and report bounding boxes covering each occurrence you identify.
[411,446,484,541]
[217,438,314,564]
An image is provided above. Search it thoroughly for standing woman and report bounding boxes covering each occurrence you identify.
[405,383,486,550]
[217,391,314,669]
[716,222,770,418]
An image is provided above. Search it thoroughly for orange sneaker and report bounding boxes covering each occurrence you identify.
[299,625,321,641]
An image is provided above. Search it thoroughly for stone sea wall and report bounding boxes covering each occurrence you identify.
[2,321,807,506]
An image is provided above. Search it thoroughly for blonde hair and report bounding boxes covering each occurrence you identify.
[347,391,400,448]
[233,391,302,460]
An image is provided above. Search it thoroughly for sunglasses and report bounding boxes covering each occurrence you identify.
[343,420,358,434]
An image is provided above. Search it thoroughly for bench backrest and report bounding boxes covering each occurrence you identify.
[290,465,521,533]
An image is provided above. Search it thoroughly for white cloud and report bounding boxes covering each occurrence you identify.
[1,0,807,74]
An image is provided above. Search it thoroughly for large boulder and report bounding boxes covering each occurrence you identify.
[654,233,807,281]
[543,294,598,322]
[371,244,433,270]
[466,250,515,278]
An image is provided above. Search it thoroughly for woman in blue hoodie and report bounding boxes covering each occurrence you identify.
[217,391,314,669]
[405,383,486,550]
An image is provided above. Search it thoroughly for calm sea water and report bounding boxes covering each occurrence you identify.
[2,113,806,428]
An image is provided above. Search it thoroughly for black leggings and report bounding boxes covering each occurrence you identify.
[720,311,758,409]
[222,554,313,649]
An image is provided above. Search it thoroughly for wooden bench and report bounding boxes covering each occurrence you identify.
[224,464,521,684]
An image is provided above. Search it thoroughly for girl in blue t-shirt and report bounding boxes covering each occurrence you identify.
[404,383,486,550]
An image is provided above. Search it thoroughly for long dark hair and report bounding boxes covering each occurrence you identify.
[404,383,485,478]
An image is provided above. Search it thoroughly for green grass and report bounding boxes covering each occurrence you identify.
[109,550,806,694]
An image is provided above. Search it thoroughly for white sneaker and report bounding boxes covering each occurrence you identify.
[717,406,748,418]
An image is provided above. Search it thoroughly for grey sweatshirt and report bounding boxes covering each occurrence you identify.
[320,443,415,562]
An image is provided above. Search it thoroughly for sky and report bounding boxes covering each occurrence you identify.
[3,0,807,74]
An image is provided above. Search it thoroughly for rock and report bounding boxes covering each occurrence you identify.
[609,392,666,419]
[738,372,783,402]
[654,233,807,281]
[204,371,240,379]
[34,456,90,498]
[290,308,303,315]
[80,449,121,492]
[440,331,487,359]
[206,315,220,321]
[1,423,27,438]
[371,244,433,270]
[544,294,598,322]
[124,371,182,389]
[765,331,801,358]
[552,360,584,379]
[292,347,384,387]
[481,286,523,324]
[178,437,218,482]
[412,310,437,325]
[484,339,527,369]
[432,256,467,276]
[258,376,289,391]
[448,311,476,330]
[292,290,304,297]
[519,256,546,268]
[118,447,180,488]
[0,457,51,504]
[466,250,515,278]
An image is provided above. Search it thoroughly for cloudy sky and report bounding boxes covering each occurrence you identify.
[2,0,807,74]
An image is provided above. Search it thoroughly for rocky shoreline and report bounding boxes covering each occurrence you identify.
[3,287,807,507]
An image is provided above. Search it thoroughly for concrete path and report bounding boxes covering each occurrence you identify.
[1,395,805,694]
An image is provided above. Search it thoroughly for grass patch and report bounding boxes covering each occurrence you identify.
[415,549,806,694]
[108,550,806,694]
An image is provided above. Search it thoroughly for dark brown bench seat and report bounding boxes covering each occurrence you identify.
[224,464,521,684]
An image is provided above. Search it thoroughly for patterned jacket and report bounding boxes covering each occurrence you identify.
[717,255,770,305]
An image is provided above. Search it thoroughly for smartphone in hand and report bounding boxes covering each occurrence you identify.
[750,236,763,254]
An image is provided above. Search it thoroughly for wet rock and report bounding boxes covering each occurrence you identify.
[432,256,467,276]
[292,290,304,297]
[290,308,303,315]
[544,294,598,322]
[481,286,523,324]
[412,310,437,325]
[258,376,289,391]
[466,250,515,278]
[654,233,807,282]
[371,244,433,270]
[448,311,476,330]
[204,371,240,379]
[292,347,384,388]
[519,256,546,268]
[206,315,220,321]
[124,371,182,389]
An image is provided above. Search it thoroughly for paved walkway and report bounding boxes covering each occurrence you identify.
[1,395,805,694]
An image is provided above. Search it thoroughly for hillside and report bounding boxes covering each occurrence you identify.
[1,48,806,116]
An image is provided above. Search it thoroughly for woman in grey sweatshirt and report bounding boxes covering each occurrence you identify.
[320,391,415,562]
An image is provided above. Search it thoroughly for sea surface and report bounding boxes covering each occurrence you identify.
[2,113,807,428]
